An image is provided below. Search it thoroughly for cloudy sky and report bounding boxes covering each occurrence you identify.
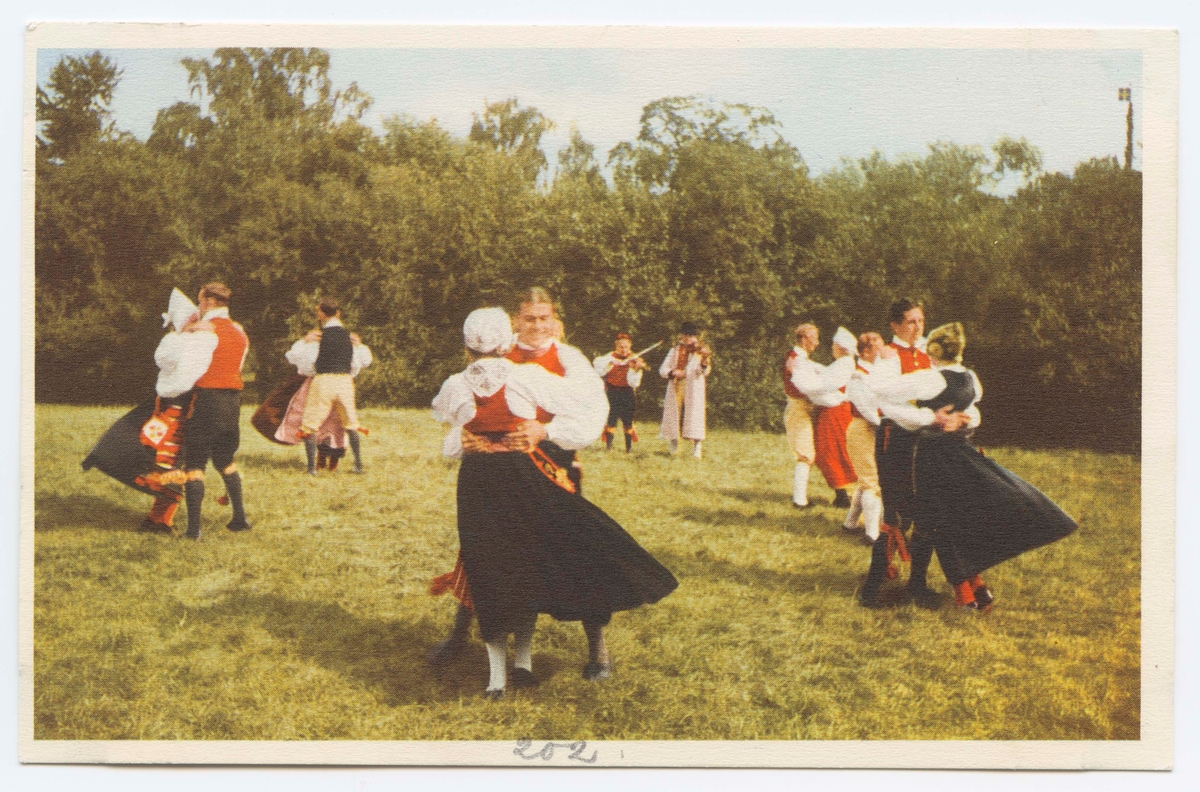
[37,45,1142,183]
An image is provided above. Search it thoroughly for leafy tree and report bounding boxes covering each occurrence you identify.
[469,97,554,183]
[36,51,123,161]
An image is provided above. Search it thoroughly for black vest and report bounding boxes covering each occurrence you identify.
[916,369,976,413]
[315,324,354,374]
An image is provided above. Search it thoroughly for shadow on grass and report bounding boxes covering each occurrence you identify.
[654,548,860,597]
[235,450,306,473]
[185,591,550,706]
[672,504,845,537]
[34,491,146,533]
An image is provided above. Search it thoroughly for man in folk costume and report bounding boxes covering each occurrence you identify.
[812,327,860,508]
[659,322,712,459]
[431,308,676,699]
[429,287,615,680]
[178,282,251,540]
[282,298,372,474]
[82,288,209,532]
[593,333,647,452]
[783,323,855,508]
[841,331,886,544]
[859,298,961,608]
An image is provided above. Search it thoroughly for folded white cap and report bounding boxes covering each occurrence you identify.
[162,288,199,332]
[833,326,857,353]
[463,307,515,355]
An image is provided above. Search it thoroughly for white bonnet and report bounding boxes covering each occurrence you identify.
[463,307,515,355]
[162,288,199,332]
[833,326,857,353]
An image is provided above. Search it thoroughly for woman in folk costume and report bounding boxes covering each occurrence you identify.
[841,331,886,544]
[812,327,860,508]
[82,288,212,533]
[429,288,619,681]
[783,323,855,507]
[659,322,712,459]
[860,322,1077,610]
[431,308,678,699]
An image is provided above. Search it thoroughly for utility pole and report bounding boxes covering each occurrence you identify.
[1118,86,1133,170]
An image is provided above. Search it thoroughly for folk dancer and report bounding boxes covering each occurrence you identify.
[860,322,1077,610]
[81,288,208,532]
[813,327,860,507]
[659,322,712,459]
[842,331,886,543]
[429,287,615,680]
[783,324,855,508]
[431,308,677,698]
[178,283,251,540]
[593,333,647,452]
[282,298,373,474]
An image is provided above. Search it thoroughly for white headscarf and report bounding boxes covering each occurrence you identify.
[833,326,857,354]
[463,307,515,355]
[162,288,199,333]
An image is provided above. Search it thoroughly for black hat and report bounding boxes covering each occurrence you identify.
[680,321,699,335]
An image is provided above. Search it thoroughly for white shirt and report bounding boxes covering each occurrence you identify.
[592,352,645,389]
[431,357,599,458]
[153,331,218,398]
[788,347,853,408]
[845,359,881,427]
[511,340,609,448]
[284,317,373,377]
[868,361,982,432]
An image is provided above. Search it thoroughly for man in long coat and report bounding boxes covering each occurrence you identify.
[659,321,712,459]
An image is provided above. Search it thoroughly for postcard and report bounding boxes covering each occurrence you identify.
[19,23,1177,768]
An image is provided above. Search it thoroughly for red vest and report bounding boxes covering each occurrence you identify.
[193,317,247,390]
[506,343,564,424]
[783,349,804,399]
[890,341,931,374]
[464,386,524,435]
[604,355,631,388]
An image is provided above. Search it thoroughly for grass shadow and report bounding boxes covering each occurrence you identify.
[672,504,846,538]
[185,591,516,706]
[34,491,146,533]
[654,548,861,598]
[235,450,307,473]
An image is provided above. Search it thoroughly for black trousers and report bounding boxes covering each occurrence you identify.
[605,386,636,430]
[184,389,242,471]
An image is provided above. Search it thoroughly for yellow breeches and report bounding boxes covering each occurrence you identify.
[784,396,816,464]
[301,373,360,434]
[845,416,880,495]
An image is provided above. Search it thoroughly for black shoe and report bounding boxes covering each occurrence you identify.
[860,534,878,547]
[832,490,852,508]
[306,469,318,476]
[792,501,812,510]
[139,518,174,534]
[227,520,251,533]
[908,586,945,610]
[483,688,505,701]
[859,592,883,609]
[842,524,861,534]
[184,530,201,541]
[427,638,465,667]
[509,668,539,689]
[582,661,611,681]
[350,465,365,474]
[973,586,995,611]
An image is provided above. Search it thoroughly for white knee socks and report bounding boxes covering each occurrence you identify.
[861,490,883,542]
[793,463,811,506]
[843,488,864,528]
[485,640,507,692]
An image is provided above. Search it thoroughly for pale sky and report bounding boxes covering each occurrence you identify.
[36,46,1142,184]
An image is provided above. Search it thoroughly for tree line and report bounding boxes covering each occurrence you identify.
[35,48,1142,452]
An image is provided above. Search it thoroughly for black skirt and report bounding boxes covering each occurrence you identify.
[911,432,1078,582]
[82,398,178,499]
[457,451,678,642]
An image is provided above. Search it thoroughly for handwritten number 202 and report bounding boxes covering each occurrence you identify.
[513,739,598,764]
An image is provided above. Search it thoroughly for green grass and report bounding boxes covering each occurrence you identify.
[33,405,1139,741]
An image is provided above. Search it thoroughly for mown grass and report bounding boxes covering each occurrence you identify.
[33,405,1139,741]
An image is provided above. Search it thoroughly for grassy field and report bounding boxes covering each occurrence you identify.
[32,405,1139,741]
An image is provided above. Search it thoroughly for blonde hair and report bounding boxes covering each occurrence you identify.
[926,322,966,365]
